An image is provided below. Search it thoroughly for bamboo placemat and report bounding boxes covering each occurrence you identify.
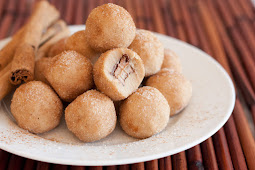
[0,0,255,169]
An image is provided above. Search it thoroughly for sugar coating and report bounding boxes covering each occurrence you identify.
[65,30,100,64]
[45,50,93,102]
[146,68,192,116]
[161,48,182,73]
[129,30,164,77]
[85,3,136,52]
[65,90,117,142]
[10,81,63,134]
[120,86,170,139]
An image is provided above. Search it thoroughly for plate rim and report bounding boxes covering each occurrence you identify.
[0,25,236,166]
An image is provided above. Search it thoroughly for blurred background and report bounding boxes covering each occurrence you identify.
[0,0,255,169]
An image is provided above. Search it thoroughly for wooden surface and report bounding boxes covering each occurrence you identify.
[0,0,255,169]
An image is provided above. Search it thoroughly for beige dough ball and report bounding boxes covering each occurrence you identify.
[11,81,63,134]
[34,57,51,85]
[85,3,136,52]
[120,86,170,139]
[129,29,164,77]
[146,69,192,116]
[93,48,145,101]
[47,38,67,58]
[161,48,182,73]
[65,90,117,142]
[65,30,100,64]
[45,50,93,102]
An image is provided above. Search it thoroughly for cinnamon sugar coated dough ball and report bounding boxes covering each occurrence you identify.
[65,90,117,142]
[146,69,192,116]
[48,38,67,58]
[85,3,136,52]
[65,30,100,64]
[161,48,182,73]
[129,29,164,77]
[120,86,170,139]
[11,81,63,134]
[93,48,145,101]
[34,57,51,84]
[45,50,93,102]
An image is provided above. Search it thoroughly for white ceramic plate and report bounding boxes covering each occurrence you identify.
[0,25,235,166]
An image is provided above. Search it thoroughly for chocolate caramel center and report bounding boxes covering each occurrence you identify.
[111,54,135,85]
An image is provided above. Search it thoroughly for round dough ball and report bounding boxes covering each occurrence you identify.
[85,3,136,52]
[146,69,192,116]
[161,48,182,73]
[93,48,145,101]
[45,50,93,102]
[34,57,51,85]
[48,38,67,58]
[11,81,63,134]
[65,90,117,142]
[129,29,164,77]
[66,30,100,64]
[120,86,170,139]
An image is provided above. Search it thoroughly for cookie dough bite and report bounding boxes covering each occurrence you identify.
[65,90,116,142]
[93,48,145,101]
[146,69,192,116]
[47,38,67,58]
[161,48,182,73]
[11,81,63,134]
[120,86,170,139]
[34,57,51,84]
[65,30,100,64]
[85,3,136,52]
[45,50,93,102]
[129,29,164,77]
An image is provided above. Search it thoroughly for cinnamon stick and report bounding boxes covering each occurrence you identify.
[0,68,15,101]
[36,161,50,170]
[70,166,85,170]
[9,0,60,85]
[164,156,172,170]
[7,155,25,170]
[0,27,25,71]
[36,20,70,60]
[0,150,10,170]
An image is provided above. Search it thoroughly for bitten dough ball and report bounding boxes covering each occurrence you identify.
[45,50,93,102]
[146,69,192,116]
[93,48,145,101]
[120,86,170,139]
[65,30,100,64]
[85,3,136,52]
[65,90,117,142]
[47,38,67,58]
[161,48,182,73]
[129,29,164,77]
[11,81,63,134]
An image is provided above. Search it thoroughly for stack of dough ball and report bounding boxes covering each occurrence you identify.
[161,48,182,73]
[129,29,164,77]
[85,3,136,52]
[45,50,93,102]
[65,90,116,142]
[48,38,67,58]
[65,30,100,64]
[120,86,170,139]
[11,81,63,134]
[146,68,192,116]
[93,48,145,101]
